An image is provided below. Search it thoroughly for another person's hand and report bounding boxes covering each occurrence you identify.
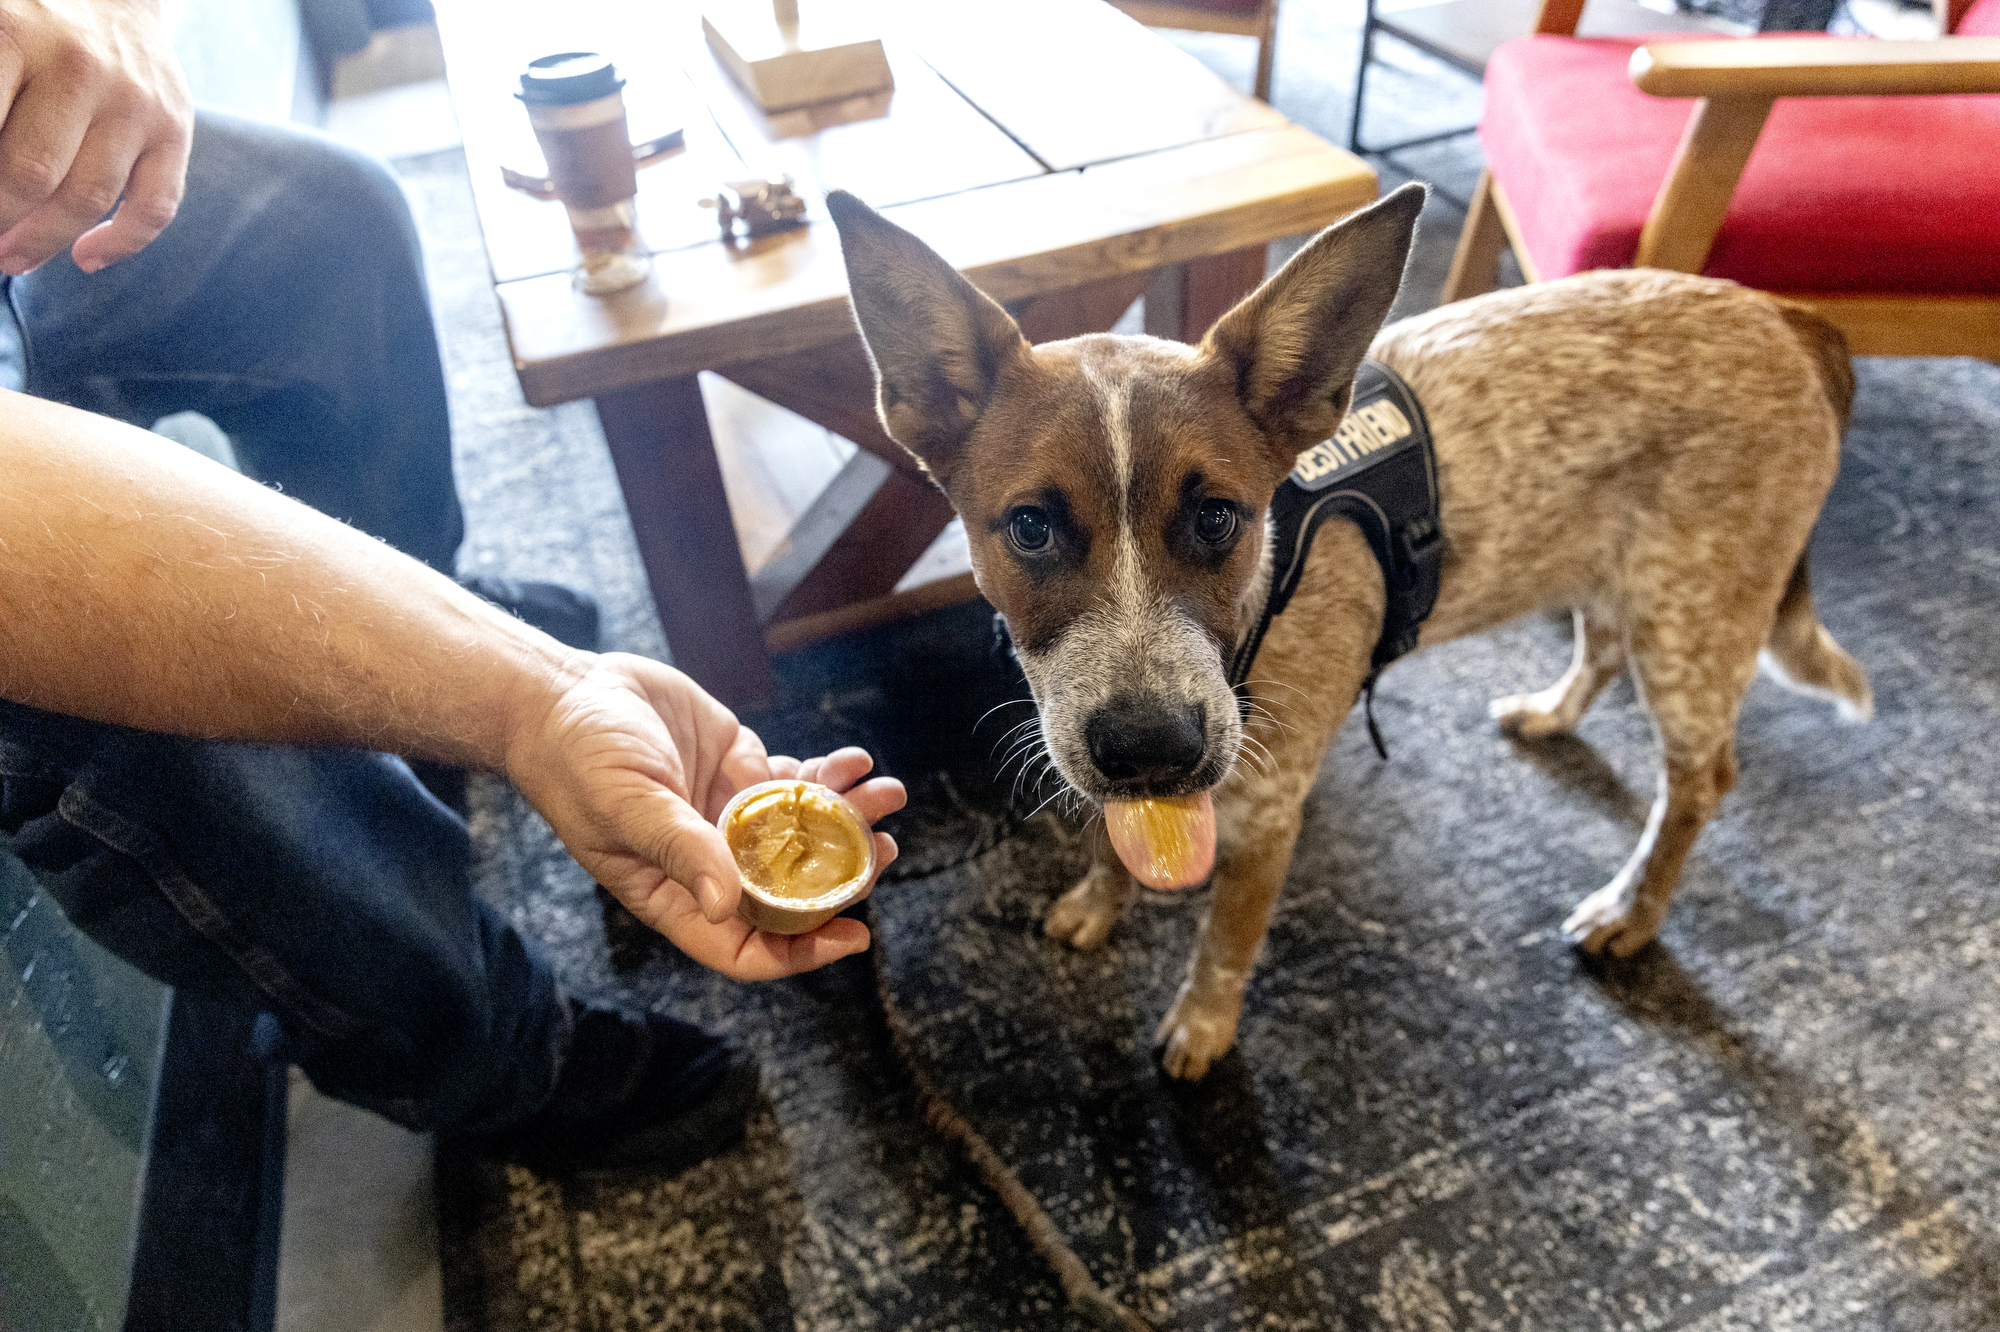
[0,0,193,275]
[502,653,904,981]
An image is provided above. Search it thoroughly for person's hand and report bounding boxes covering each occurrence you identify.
[0,0,193,275]
[501,652,904,980]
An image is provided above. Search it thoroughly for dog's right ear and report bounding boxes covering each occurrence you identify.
[827,190,1029,488]
[1200,183,1425,466]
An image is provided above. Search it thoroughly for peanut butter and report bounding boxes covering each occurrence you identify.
[725,782,870,901]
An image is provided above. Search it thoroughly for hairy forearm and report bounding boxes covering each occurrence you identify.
[0,389,584,767]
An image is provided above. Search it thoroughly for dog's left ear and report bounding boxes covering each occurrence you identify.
[1200,183,1425,463]
[827,189,1030,490]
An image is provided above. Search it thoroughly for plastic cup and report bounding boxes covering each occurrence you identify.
[716,780,878,935]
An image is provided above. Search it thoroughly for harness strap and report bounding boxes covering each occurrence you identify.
[1229,358,1445,758]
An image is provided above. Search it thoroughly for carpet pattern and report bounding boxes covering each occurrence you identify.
[405,13,2000,1329]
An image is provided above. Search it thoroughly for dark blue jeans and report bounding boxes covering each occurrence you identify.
[0,114,571,1133]
[0,109,462,571]
[0,705,569,1134]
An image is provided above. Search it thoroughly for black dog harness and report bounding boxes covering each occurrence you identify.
[1227,358,1445,759]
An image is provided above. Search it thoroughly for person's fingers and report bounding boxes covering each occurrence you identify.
[0,80,93,257]
[626,790,745,924]
[767,755,801,779]
[842,776,907,827]
[872,830,898,875]
[70,128,189,272]
[0,108,149,274]
[809,747,876,793]
[664,911,870,980]
[736,917,871,977]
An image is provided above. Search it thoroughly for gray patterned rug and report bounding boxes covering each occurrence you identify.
[404,16,2000,1330]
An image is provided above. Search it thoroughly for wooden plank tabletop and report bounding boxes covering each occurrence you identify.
[431,0,1376,405]
[435,0,1046,284]
[497,123,1377,405]
[899,0,1287,170]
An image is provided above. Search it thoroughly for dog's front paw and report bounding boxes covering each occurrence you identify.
[1489,687,1576,740]
[1155,986,1240,1081]
[1044,870,1132,950]
[1562,882,1664,957]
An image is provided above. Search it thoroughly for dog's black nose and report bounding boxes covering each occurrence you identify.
[1085,698,1207,787]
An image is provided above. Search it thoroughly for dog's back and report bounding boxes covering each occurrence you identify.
[1371,270,1850,649]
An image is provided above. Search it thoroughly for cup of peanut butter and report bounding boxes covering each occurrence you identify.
[717,779,878,935]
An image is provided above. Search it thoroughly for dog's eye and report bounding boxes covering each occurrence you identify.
[1195,500,1237,546]
[1008,507,1052,553]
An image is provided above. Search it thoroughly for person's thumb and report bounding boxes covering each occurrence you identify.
[639,791,742,925]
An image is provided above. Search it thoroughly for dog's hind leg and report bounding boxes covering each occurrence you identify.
[1562,612,1754,956]
[1045,821,1138,950]
[1759,555,1873,723]
[1490,607,1626,739]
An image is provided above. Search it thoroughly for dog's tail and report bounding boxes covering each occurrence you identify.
[1756,300,1869,721]
[1761,555,1873,722]
[1773,298,1857,433]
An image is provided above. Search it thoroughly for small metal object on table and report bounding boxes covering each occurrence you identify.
[432,0,1378,708]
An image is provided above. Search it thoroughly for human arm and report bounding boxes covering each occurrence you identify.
[0,0,192,274]
[0,388,904,976]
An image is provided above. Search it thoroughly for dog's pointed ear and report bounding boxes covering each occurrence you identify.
[1200,183,1426,462]
[828,190,1030,488]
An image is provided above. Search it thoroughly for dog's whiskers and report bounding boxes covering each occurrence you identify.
[1006,755,1045,805]
[1238,677,1309,715]
[1238,697,1298,738]
[990,716,1043,762]
[1234,733,1278,778]
[1005,735,1059,807]
[997,735,1040,771]
[1027,785,1067,821]
[1002,754,1050,807]
[972,697,1037,735]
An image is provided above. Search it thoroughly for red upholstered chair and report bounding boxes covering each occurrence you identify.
[1109,0,1279,100]
[1442,0,2000,360]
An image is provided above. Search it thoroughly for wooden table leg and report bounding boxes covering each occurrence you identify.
[1146,245,1270,343]
[594,376,772,708]
[766,467,957,624]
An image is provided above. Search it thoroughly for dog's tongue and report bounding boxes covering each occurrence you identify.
[1104,793,1217,890]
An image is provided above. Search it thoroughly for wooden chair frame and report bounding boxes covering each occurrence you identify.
[1442,0,2000,361]
[1111,0,1279,100]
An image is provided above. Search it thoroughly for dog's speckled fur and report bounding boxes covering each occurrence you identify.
[830,185,1870,1081]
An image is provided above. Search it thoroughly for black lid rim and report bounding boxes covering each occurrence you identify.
[516,51,627,105]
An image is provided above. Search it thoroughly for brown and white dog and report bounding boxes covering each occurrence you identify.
[827,183,1871,1081]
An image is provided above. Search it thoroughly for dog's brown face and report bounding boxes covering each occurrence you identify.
[943,335,1276,801]
[828,187,1423,804]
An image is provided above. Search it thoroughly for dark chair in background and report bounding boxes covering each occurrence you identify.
[1348,0,1740,156]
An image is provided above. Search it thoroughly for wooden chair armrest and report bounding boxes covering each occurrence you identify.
[1631,36,2000,98]
[1534,0,1588,35]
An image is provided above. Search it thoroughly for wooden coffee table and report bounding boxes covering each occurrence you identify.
[431,0,1376,706]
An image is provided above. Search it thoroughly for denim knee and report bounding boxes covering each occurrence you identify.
[195,112,427,282]
[0,701,568,1133]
